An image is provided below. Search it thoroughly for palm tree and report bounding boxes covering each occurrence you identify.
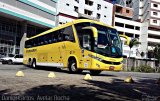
[126,38,141,71]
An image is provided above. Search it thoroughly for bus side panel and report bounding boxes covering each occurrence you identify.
[61,41,82,68]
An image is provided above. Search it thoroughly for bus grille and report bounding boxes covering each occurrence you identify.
[101,60,121,65]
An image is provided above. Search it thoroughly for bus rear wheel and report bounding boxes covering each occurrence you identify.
[68,59,80,73]
[31,59,37,68]
[90,70,102,75]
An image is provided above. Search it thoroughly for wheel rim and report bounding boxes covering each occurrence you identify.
[71,63,76,71]
[33,61,36,68]
[8,61,12,64]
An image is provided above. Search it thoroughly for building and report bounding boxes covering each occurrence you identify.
[132,0,160,58]
[113,4,141,57]
[0,0,57,56]
[57,0,113,26]
[105,0,133,7]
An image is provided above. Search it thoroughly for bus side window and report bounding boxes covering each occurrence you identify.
[63,26,75,42]
[54,31,62,42]
[39,36,44,45]
[25,40,32,48]
[44,35,48,44]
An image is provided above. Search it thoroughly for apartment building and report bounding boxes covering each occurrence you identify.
[57,0,113,26]
[0,0,57,55]
[113,4,141,57]
[132,0,160,58]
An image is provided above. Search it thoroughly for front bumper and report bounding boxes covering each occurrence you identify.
[90,59,123,71]
[1,60,8,64]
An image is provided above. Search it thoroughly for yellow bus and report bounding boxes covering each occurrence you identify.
[23,19,130,75]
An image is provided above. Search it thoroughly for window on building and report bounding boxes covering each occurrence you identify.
[140,7,143,9]
[153,20,157,23]
[96,13,101,19]
[140,0,143,2]
[135,34,139,38]
[115,22,124,27]
[118,31,124,34]
[84,9,93,15]
[66,3,69,6]
[126,9,130,13]
[104,15,106,17]
[125,32,134,37]
[85,0,93,6]
[153,4,158,8]
[105,6,107,9]
[74,6,78,12]
[135,26,140,30]
[75,0,79,3]
[97,4,101,10]
[125,24,134,29]
[153,12,158,16]
[148,34,160,39]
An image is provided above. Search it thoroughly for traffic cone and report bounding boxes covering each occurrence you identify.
[16,71,24,77]
[155,78,160,84]
[124,76,134,83]
[84,74,92,80]
[48,72,56,78]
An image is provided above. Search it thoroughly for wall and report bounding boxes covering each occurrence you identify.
[123,58,156,71]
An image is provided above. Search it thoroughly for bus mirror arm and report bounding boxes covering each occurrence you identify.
[119,34,130,45]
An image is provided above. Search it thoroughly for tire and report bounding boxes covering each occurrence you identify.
[8,60,13,65]
[90,70,102,75]
[68,59,78,73]
[27,59,32,67]
[2,61,6,64]
[31,59,37,68]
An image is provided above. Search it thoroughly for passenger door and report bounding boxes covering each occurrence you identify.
[79,30,94,69]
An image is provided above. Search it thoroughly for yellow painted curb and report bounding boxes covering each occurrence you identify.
[124,76,134,83]
[48,72,56,78]
[84,74,92,80]
[16,71,24,77]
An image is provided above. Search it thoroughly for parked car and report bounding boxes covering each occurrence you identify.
[1,54,23,64]
[0,54,5,62]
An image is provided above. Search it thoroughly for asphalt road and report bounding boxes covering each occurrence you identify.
[0,63,160,101]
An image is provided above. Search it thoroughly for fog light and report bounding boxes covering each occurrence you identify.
[109,66,115,71]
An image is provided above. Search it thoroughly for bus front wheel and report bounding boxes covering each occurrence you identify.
[90,70,102,75]
[68,59,78,73]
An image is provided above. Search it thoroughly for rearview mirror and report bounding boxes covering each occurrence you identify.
[119,34,130,45]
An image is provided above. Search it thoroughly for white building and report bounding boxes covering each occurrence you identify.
[57,0,113,26]
[113,4,141,57]
[132,0,160,58]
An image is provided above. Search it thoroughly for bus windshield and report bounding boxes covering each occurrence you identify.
[75,22,122,58]
[92,24,122,58]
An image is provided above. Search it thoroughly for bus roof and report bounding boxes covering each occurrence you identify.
[27,19,115,40]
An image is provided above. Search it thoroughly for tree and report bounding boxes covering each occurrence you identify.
[126,38,141,71]
[153,45,160,72]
